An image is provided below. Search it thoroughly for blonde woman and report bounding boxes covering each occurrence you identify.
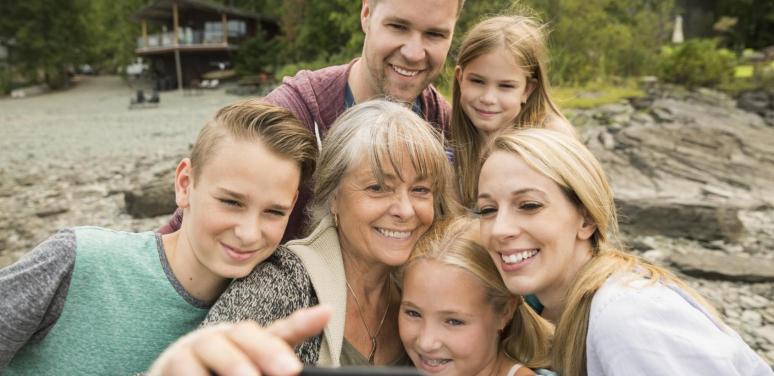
[451,14,575,207]
[476,128,771,375]
[399,216,552,375]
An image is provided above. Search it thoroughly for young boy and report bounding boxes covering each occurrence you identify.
[0,100,317,374]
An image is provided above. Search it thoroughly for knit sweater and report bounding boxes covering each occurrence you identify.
[203,216,346,366]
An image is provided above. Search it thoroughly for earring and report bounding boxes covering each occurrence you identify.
[333,213,339,227]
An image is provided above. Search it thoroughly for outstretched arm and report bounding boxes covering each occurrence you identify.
[148,305,331,376]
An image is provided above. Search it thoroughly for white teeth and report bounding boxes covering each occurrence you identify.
[422,357,450,367]
[501,249,539,264]
[391,65,419,77]
[377,228,411,239]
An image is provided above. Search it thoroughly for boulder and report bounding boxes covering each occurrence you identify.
[617,198,746,242]
[738,90,771,114]
[670,251,774,283]
[124,179,176,218]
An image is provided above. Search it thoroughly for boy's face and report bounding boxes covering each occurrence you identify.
[175,135,300,280]
[360,0,457,103]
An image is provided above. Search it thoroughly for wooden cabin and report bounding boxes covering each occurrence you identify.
[133,0,277,90]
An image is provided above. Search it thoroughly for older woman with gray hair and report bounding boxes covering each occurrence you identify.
[149,100,458,375]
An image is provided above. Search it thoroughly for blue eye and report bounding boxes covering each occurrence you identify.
[404,309,421,318]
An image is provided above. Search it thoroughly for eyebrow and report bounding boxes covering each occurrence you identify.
[216,188,293,211]
[383,16,452,36]
[467,72,518,84]
[478,188,548,200]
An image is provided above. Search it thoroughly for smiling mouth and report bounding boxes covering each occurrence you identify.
[474,107,499,116]
[390,64,421,77]
[419,354,452,368]
[500,249,539,264]
[376,227,412,239]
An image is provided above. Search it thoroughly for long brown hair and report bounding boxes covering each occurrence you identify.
[452,14,569,207]
[405,216,553,369]
[484,128,720,376]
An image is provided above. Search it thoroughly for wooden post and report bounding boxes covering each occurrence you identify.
[173,1,183,91]
[142,21,148,48]
[222,13,228,45]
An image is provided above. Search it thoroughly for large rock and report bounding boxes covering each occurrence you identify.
[738,90,771,115]
[617,198,746,242]
[670,250,774,283]
[588,97,774,210]
[124,179,176,218]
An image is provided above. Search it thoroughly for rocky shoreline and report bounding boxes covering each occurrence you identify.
[0,76,772,366]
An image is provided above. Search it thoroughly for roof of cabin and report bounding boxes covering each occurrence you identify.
[133,0,261,22]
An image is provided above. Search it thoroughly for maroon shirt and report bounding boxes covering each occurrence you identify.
[160,59,451,242]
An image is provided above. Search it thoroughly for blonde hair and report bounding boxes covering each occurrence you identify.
[368,0,465,17]
[308,100,457,230]
[452,14,569,207]
[484,128,720,376]
[190,99,317,184]
[404,216,553,369]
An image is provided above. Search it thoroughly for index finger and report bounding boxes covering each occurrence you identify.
[266,305,332,346]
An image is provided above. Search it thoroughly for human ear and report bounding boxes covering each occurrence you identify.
[522,77,537,104]
[577,210,597,241]
[454,65,463,84]
[174,158,193,209]
[499,296,518,331]
[360,0,371,33]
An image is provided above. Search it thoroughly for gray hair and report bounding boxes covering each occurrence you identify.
[308,100,455,230]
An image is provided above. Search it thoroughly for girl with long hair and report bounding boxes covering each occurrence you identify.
[451,14,575,207]
[399,216,553,375]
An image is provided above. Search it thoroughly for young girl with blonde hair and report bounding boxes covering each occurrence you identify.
[476,128,771,375]
[399,216,553,376]
[452,14,575,207]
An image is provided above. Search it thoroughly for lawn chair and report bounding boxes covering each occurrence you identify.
[129,89,160,109]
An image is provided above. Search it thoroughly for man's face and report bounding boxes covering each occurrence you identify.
[360,0,458,103]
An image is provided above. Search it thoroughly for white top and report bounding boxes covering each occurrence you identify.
[506,363,523,376]
[586,274,773,375]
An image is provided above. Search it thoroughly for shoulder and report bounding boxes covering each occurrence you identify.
[543,113,576,137]
[203,246,316,325]
[587,276,766,375]
[275,63,349,95]
[421,84,451,132]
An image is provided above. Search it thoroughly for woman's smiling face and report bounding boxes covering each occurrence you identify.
[331,151,435,268]
[477,150,594,306]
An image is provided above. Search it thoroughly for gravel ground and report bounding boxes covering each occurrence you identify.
[0,75,239,266]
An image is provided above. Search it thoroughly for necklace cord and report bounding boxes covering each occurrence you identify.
[345,279,391,365]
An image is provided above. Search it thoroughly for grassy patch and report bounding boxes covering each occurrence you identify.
[553,84,645,109]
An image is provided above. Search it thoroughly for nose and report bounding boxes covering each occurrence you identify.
[479,86,496,105]
[233,214,262,246]
[416,323,442,352]
[400,33,426,64]
[388,190,416,220]
[488,208,520,244]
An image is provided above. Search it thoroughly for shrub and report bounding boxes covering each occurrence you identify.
[658,39,736,88]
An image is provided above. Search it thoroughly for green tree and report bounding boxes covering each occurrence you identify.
[0,0,93,88]
[525,0,674,84]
